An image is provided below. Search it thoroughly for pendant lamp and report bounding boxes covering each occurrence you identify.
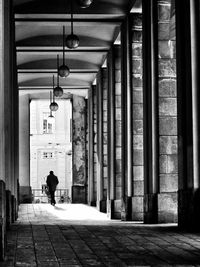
[48,91,55,123]
[54,54,64,97]
[66,0,79,49]
[50,75,59,111]
[58,26,70,78]
[77,0,93,8]
[49,91,55,118]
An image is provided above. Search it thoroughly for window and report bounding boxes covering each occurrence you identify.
[43,112,54,134]
[42,152,54,159]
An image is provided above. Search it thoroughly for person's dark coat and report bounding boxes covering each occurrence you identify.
[46,173,59,191]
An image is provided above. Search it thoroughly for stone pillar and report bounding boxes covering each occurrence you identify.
[0,0,16,259]
[142,0,159,223]
[114,45,122,219]
[131,13,144,221]
[72,95,86,203]
[96,70,104,211]
[4,0,17,224]
[157,0,177,223]
[176,0,200,230]
[0,181,6,261]
[19,94,32,203]
[88,88,94,205]
[102,68,108,212]
[121,15,133,221]
[96,68,108,212]
[107,48,115,219]
[6,190,11,229]
[93,85,97,205]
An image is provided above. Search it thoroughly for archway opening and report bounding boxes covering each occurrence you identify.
[29,99,72,204]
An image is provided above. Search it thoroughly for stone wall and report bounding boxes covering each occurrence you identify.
[131,14,144,221]
[158,0,178,222]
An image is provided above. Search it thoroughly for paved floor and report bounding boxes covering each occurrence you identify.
[1,204,200,267]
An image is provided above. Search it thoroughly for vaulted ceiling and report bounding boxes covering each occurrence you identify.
[14,0,142,98]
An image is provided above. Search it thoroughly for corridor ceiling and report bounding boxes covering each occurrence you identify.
[14,0,141,98]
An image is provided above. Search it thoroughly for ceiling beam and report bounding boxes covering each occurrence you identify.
[15,18,123,24]
[18,70,98,74]
[16,49,108,53]
[16,46,109,51]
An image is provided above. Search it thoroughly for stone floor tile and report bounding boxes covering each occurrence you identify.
[2,204,200,267]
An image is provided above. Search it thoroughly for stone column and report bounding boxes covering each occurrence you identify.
[176,0,200,230]
[96,68,108,212]
[131,13,144,221]
[114,45,122,219]
[96,70,104,211]
[143,0,159,223]
[72,95,86,203]
[190,0,200,190]
[0,0,11,259]
[19,94,32,203]
[107,48,115,218]
[121,15,133,221]
[88,88,94,205]
[157,0,177,223]
[0,181,6,261]
[102,68,108,212]
[4,0,16,226]
[93,85,97,205]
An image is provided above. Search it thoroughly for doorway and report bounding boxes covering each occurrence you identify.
[29,99,72,204]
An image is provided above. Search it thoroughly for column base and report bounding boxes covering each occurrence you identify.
[11,195,16,223]
[178,188,200,231]
[158,192,177,223]
[144,193,158,224]
[72,185,86,203]
[89,201,96,207]
[121,196,132,221]
[6,190,12,229]
[96,200,107,213]
[19,186,32,203]
[132,196,144,221]
[107,199,114,219]
[0,180,6,261]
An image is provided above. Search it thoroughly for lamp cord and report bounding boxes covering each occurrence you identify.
[63,26,65,64]
[53,75,55,102]
[70,0,73,34]
[57,54,59,86]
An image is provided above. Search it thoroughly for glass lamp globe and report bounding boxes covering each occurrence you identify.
[58,64,70,78]
[50,102,59,111]
[77,0,93,8]
[54,86,63,97]
[66,34,79,49]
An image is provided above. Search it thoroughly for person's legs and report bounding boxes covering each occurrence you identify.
[52,190,56,205]
[49,190,56,205]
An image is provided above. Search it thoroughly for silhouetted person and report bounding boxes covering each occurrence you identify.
[46,171,59,206]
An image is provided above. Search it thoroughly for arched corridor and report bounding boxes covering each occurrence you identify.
[2,203,200,266]
[1,0,200,263]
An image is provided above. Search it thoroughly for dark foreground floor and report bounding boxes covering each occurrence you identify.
[1,204,200,267]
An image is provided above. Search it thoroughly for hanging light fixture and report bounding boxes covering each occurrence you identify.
[66,0,80,49]
[77,0,93,8]
[58,26,70,78]
[48,91,55,123]
[50,75,59,111]
[54,54,64,97]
